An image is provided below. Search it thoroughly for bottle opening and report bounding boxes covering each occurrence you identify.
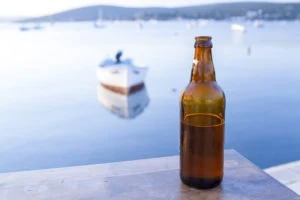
[194,36,213,48]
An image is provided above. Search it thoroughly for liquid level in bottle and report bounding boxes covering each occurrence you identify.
[180,113,224,189]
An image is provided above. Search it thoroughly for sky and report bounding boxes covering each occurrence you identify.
[0,0,298,17]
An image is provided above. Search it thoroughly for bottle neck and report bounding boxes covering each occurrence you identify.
[191,47,216,82]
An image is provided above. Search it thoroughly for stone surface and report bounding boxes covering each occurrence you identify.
[0,150,299,200]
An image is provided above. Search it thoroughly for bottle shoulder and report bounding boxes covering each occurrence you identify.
[181,82,225,101]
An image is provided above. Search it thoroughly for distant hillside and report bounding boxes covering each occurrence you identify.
[20,2,300,22]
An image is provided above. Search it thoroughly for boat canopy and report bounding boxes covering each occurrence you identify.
[100,58,133,67]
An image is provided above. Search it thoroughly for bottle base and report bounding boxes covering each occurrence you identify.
[180,175,222,190]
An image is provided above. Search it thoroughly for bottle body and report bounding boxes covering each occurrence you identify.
[180,37,225,189]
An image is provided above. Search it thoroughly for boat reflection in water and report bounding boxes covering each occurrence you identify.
[97,83,150,119]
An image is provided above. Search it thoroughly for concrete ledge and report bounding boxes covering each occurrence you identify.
[0,150,299,200]
[265,160,300,195]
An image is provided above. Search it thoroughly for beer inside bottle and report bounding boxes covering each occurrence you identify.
[180,36,226,189]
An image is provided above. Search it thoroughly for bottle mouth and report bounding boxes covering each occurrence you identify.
[194,36,213,48]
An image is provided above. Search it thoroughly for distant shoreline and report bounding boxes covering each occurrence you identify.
[12,19,300,24]
[17,2,300,23]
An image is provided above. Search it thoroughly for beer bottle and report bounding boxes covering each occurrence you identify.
[180,36,226,189]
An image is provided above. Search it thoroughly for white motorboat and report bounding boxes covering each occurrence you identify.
[97,84,149,119]
[231,24,246,32]
[198,19,208,26]
[148,19,158,24]
[96,55,148,94]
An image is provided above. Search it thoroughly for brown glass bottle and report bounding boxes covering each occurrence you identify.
[180,36,225,189]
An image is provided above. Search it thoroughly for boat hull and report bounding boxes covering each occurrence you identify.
[96,65,148,93]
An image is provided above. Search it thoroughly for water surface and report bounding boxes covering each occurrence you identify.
[0,21,299,172]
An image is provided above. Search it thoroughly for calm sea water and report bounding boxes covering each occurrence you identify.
[0,21,299,172]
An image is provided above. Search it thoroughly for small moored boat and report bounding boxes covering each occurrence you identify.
[19,24,30,32]
[254,20,264,28]
[231,24,246,33]
[96,51,148,94]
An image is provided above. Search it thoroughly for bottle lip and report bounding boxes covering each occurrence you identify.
[194,36,213,48]
[195,36,212,41]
